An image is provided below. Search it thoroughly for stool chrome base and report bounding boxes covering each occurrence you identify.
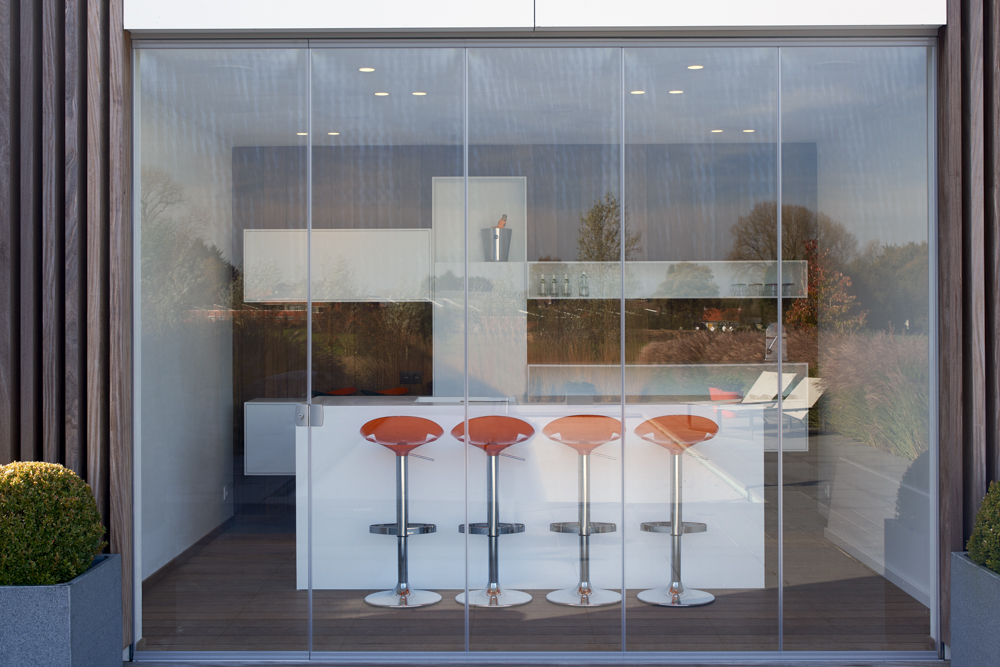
[546,585,620,607]
[637,586,715,607]
[456,585,532,608]
[365,588,442,608]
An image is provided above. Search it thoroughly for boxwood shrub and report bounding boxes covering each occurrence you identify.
[968,480,1000,575]
[0,461,106,585]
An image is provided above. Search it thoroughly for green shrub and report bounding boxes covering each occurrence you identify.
[968,481,1000,575]
[0,461,106,585]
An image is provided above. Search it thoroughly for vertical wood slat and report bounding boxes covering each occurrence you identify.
[0,0,18,466]
[938,0,965,646]
[962,0,987,539]
[109,0,133,646]
[41,0,64,465]
[87,0,110,526]
[64,0,85,476]
[20,0,41,463]
[986,0,1000,486]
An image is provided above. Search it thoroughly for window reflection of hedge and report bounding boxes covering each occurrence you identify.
[140,167,232,334]
[818,332,929,461]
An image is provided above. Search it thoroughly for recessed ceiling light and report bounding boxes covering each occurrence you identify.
[374,92,389,96]
[743,129,755,133]
[669,90,683,94]
[630,90,645,95]
[711,129,723,133]
[687,65,704,70]
[412,91,427,96]
[359,67,375,72]
[296,132,308,136]
[328,132,340,136]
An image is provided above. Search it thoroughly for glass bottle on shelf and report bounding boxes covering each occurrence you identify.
[539,272,547,297]
[550,274,558,297]
[579,272,589,297]
[562,274,571,297]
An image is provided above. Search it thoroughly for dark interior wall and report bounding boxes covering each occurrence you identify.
[232,142,816,264]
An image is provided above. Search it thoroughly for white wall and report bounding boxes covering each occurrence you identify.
[124,0,944,32]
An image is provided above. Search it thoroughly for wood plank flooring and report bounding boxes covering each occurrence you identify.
[139,445,935,656]
[139,531,933,654]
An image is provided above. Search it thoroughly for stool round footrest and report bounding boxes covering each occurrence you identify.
[640,521,707,534]
[549,521,617,534]
[369,522,437,536]
[459,522,525,535]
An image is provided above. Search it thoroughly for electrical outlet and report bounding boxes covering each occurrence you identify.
[400,372,423,385]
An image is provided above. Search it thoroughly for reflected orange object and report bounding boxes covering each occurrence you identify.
[708,387,742,402]
[635,415,718,455]
[451,416,534,456]
[542,414,622,455]
[330,387,357,396]
[361,416,444,456]
[377,387,409,396]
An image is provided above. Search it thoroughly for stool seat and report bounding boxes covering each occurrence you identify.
[542,414,621,455]
[451,416,534,456]
[362,416,443,456]
[635,414,718,455]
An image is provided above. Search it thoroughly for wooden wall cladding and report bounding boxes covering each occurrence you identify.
[0,0,131,649]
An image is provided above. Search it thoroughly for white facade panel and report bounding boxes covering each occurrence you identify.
[125,0,944,32]
[125,0,534,31]
[535,0,946,30]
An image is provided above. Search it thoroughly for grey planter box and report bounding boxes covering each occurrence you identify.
[951,551,1000,667]
[0,553,122,667]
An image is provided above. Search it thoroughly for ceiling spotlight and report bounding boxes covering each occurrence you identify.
[359,67,375,72]
[711,129,723,133]
[328,132,340,136]
[296,132,308,136]
[374,92,389,96]
[743,129,755,133]
[669,90,683,94]
[630,90,645,95]
[687,65,704,70]
[412,91,427,96]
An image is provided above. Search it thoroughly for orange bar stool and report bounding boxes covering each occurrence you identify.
[542,415,622,607]
[361,416,443,608]
[452,416,534,607]
[635,414,719,607]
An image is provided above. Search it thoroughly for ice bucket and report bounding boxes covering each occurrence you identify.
[482,227,512,262]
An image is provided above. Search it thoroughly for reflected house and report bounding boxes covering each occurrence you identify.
[6,0,1000,665]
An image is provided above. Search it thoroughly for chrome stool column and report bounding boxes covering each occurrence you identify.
[543,414,622,607]
[452,416,534,608]
[635,414,719,607]
[361,416,443,608]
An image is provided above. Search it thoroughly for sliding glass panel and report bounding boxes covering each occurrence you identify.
[623,47,781,652]
[136,47,309,652]
[779,46,934,651]
[465,47,623,652]
[307,47,466,653]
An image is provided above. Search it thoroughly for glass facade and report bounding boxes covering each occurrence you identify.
[134,42,936,657]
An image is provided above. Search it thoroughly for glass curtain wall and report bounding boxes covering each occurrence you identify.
[622,47,782,652]
[134,42,936,658]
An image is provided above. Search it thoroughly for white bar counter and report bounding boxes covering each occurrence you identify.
[295,396,770,592]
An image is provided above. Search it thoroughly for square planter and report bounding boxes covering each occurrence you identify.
[0,553,122,667]
[951,551,1000,667]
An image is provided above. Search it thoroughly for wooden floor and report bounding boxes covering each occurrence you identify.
[139,534,933,654]
[139,445,935,656]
